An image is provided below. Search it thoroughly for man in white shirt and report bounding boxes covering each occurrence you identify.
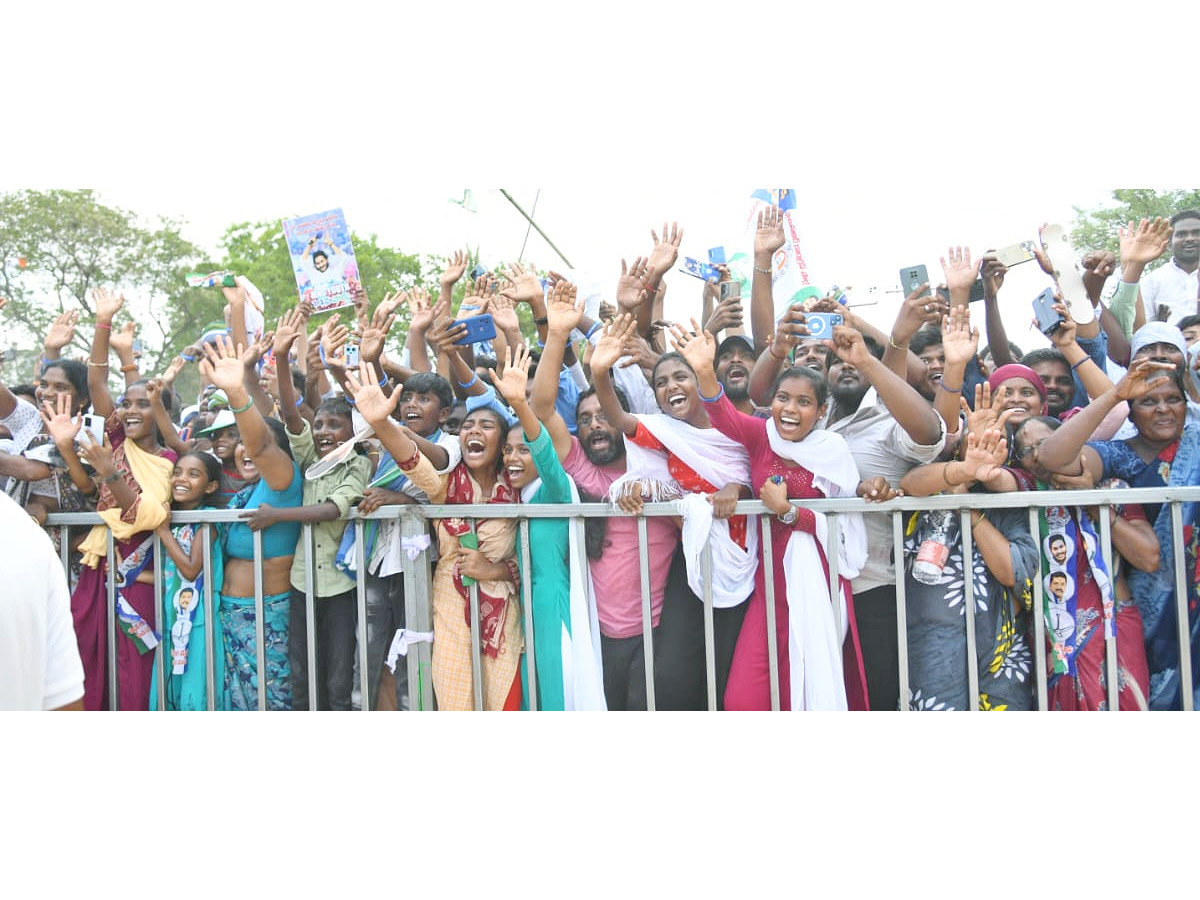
[0,490,84,710]
[1141,210,1200,326]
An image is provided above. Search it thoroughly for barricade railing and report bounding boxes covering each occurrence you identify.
[45,484,1200,712]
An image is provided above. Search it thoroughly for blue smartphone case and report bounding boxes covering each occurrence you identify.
[453,313,497,345]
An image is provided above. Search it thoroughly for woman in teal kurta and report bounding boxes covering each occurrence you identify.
[494,346,605,711]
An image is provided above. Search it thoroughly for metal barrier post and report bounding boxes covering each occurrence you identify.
[1097,507,1119,712]
[760,517,781,711]
[828,511,842,640]
[355,519,369,712]
[701,539,717,711]
[153,531,166,711]
[399,508,435,711]
[253,529,267,712]
[893,510,910,712]
[520,518,536,711]
[637,516,656,712]
[106,530,118,711]
[468,517,484,711]
[303,523,317,711]
[202,524,217,711]
[960,509,980,711]
[1171,503,1194,712]
[1028,508,1049,711]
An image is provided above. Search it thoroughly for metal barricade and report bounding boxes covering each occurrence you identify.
[45,484,1200,712]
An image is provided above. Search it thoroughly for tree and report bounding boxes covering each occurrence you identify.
[1072,189,1200,262]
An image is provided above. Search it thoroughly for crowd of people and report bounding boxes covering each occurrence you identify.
[3,206,1199,712]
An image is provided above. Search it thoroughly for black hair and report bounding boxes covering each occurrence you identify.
[1021,348,1070,370]
[651,351,694,384]
[1170,209,1200,227]
[1177,314,1200,332]
[401,371,455,411]
[1013,415,1063,467]
[981,341,1025,361]
[1049,534,1066,548]
[577,384,630,416]
[262,416,296,461]
[861,334,885,361]
[770,366,829,408]
[910,327,943,356]
[317,396,354,423]
[460,406,512,476]
[177,450,230,507]
[43,359,90,411]
[11,383,38,403]
[312,250,329,264]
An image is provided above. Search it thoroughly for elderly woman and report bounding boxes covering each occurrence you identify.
[1036,357,1199,711]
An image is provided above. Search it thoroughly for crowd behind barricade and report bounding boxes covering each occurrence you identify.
[3,208,1200,712]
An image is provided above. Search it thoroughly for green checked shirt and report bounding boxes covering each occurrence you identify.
[286,419,372,597]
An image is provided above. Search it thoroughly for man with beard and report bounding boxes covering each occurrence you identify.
[714,334,763,416]
[530,299,683,711]
[1141,210,1200,326]
[1020,349,1076,419]
[824,330,946,711]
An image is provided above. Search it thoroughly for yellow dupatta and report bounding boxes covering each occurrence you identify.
[78,439,173,569]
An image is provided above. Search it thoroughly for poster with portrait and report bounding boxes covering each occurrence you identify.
[281,208,361,314]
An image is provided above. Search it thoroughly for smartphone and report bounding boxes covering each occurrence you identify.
[469,264,487,281]
[681,257,721,283]
[344,344,360,367]
[899,264,931,298]
[803,312,843,339]
[1032,287,1063,335]
[452,313,497,346]
[708,246,726,265]
[459,530,479,586]
[132,339,144,355]
[936,279,987,304]
[719,280,741,302]
[81,413,106,445]
[993,240,1038,269]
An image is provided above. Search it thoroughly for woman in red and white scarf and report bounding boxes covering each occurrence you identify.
[590,314,757,709]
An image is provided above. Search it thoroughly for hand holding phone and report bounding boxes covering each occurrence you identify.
[899,265,931,298]
[452,313,497,346]
[803,312,843,339]
[682,257,721,283]
[1032,287,1063,336]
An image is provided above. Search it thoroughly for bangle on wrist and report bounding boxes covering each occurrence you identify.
[120,363,138,374]
[698,384,725,403]
[1071,356,1089,371]
[87,360,109,368]
[768,345,789,361]
[95,322,112,331]
[888,334,908,352]
[938,379,962,393]
[534,316,548,326]
[754,266,772,276]
[181,353,196,362]
[98,471,121,485]
[585,321,603,339]
[229,397,254,415]
[457,374,479,390]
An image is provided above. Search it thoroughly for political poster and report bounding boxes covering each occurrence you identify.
[281,208,360,314]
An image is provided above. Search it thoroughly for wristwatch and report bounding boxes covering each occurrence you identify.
[99,472,121,485]
[778,504,799,526]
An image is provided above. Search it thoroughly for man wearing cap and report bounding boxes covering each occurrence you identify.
[196,408,245,504]
[714,334,767,417]
[1110,322,1200,440]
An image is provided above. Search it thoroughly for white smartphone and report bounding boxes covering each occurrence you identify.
[80,413,106,445]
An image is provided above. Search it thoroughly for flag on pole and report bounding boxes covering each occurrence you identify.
[728,189,821,313]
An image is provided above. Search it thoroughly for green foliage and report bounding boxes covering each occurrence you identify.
[0,189,208,375]
[1071,189,1200,262]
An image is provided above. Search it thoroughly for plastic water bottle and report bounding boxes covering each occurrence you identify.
[912,509,959,585]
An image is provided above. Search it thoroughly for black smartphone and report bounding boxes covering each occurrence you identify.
[899,265,930,298]
[1032,287,1063,335]
[936,279,986,304]
[469,264,487,280]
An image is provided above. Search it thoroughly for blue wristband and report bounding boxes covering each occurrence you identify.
[457,374,479,390]
[1071,356,1089,371]
[181,353,197,363]
[698,384,725,403]
[585,322,603,340]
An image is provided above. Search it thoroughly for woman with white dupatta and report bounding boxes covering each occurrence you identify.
[591,314,757,710]
[675,323,874,711]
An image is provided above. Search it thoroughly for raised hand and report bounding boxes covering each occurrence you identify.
[274,306,308,357]
[1114,357,1178,402]
[826,324,873,369]
[144,377,165,408]
[940,246,978,296]
[980,253,1008,302]
[770,305,810,357]
[199,333,248,393]
[441,249,469,290]
[1047,296,1078,349]
[407,287,437,333]
[489,291,521,337]
[344,360,402,426]
[110,321,137,357]
[891,282,947,346]
[616,257,651,312]
[497,261,544,306]
[754,205,786,258]
[321,318,351,368]
[961,428,1008,483]
[941,304,979,369]
[647,221,683,279]
[161,355,186,385]
[1119,217,1172,266]
[494,343,533,406]
[427,315,469,355]
[963,383,1016,438]
[669,318,717,374]
[44,309,81,352]
[360,302,398,363]
[91,287,126,321]
[703,295,744,335]
[622,333,661,372]
[591,312,638,372]
[77,429,117,481]
[1081,249,1117,302]
[377,290,407,319]
[545,280,582,335]
[40,394,83,447]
